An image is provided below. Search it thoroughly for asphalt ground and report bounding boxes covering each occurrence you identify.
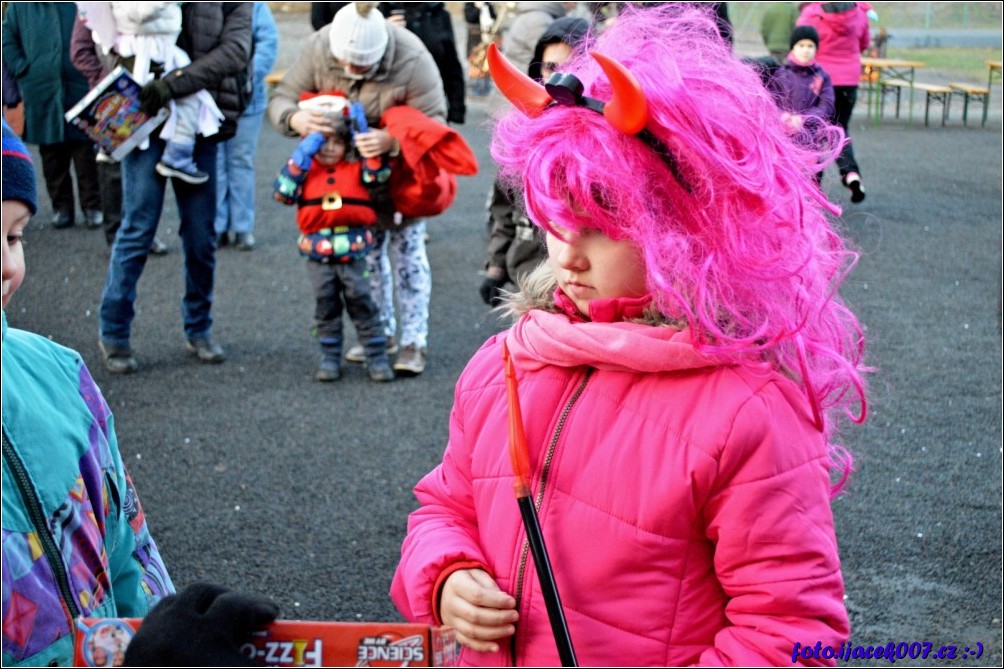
[7,11,1002,666]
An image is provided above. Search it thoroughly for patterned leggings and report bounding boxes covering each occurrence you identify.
[365,222,431,349]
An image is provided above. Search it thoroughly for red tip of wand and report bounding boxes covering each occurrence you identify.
[502,341,532,498]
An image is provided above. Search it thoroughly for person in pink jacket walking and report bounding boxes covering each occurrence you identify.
[391,4,868,666]
[798,2,873,203]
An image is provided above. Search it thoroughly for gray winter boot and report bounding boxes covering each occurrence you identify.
[315,337,343,382]
[364,337,395,382]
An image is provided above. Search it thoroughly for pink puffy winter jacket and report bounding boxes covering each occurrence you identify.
[391,309,849,666]
[797,2,871,87]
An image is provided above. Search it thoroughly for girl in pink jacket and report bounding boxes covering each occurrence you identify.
[797,2,873,203]
[391,5,868,666]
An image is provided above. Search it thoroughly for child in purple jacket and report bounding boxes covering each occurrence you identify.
[769,25,836,183]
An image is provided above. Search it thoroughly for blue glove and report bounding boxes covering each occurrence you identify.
[291,132,326,170]
[348,101,369,134]
[348,101,391,184]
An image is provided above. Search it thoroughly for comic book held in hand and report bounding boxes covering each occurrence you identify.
[64,66,169,161]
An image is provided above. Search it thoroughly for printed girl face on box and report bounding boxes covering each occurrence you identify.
[791,39,817,65]
[546,226,648,315]
[1,200,30,310]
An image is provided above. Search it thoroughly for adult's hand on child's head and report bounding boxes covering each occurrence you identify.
[354,128,394,158]
[124,582,279,667]
[289,110,337,138]
[291,132,327,169]
[440,569,518,654]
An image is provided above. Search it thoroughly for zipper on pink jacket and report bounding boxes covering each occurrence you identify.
[508,368,593,665]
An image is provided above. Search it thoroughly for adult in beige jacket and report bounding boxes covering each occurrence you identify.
[268,2,446,376]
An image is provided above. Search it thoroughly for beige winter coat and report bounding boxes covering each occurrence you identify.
[267,22,446,135]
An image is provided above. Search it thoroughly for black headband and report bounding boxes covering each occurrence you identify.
[542,72,691,192]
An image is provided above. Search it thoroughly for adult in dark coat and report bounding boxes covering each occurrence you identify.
[798,1,871,203]
[1,59,21,127]
[2,2,101,229]
[380,2,466,124]
[464,2,496,57]
[311,2,350,31]
[97,2,253,374]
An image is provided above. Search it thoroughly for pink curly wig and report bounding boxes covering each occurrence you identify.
[492,4,867,490]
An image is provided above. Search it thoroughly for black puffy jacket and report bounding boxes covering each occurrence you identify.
[164,2,253,141]
[381,2,465,124]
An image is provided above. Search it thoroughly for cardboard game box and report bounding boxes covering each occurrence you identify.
[73,617,458,667]
[64,66,169,161]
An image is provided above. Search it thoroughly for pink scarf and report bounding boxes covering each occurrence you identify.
[506,291,718,374]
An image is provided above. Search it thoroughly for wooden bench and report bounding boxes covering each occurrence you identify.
[911,83,954,126]
[878,78,913,120]
[880,79,953,126]
[949,83,990,127]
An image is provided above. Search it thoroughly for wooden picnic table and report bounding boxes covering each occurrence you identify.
[861,56,927,125]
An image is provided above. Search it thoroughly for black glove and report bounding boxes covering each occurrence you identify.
[479,276,508,306]
[124,582,279,667]
[138,78,172,116]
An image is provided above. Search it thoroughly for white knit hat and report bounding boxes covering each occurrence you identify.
[329,2,388,67]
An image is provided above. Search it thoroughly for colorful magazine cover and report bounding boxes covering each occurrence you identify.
[64,66,169,161]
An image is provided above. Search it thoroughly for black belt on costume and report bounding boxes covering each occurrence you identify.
[298,193,376,211]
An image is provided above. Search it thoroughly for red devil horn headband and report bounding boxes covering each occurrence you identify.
[487,43,689,191]
[486,42,647,132]
[486,41,553,117]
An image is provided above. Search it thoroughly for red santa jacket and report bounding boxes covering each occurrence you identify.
[296,159,378,234]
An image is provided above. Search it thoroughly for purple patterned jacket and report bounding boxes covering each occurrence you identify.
[2,314,173,666]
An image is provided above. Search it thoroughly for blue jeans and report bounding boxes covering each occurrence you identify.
[99,137,218,346]
[215,111,265,235]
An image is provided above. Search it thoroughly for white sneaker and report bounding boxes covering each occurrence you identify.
[345,336,397,363]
